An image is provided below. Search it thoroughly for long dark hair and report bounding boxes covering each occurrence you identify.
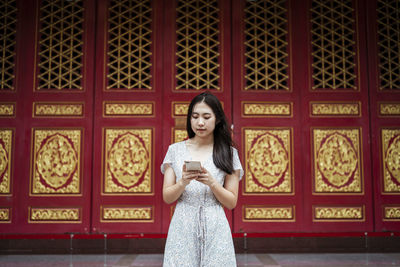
[186,92,234,174]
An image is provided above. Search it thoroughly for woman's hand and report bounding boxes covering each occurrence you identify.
[180,164,200,186]
[196,167,218,188]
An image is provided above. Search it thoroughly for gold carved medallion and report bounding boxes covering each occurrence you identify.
[313,129,362,193]
[382,129,400,193]
[244,128,293,194]
[0,129,12,194]
[32,129,81,194]
[104,129,152,193]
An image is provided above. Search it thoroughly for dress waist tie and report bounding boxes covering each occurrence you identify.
[197,205,206,267]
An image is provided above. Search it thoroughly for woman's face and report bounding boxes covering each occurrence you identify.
[190,101,216,138]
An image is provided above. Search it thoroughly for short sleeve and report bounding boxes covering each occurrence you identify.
[232,148,244,180]
[161,145,174,174]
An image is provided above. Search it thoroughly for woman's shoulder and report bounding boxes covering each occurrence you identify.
[168,140,186,151]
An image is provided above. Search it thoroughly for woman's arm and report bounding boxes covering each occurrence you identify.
[162,163,199,204]
[197,169,240,210]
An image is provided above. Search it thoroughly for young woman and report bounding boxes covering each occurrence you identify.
[161,91,243,266]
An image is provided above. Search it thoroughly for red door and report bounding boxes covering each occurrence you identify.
[91,0,164,233]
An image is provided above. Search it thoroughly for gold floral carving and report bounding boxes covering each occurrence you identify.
[243,102,291,117]
[244,129,293,194]
[32,129,81,194]
[313,129,362,193]
[380,103,400,116]
[29,207,80,222]
[382,129,400,193]
[311,102,360,116]
[0,103,15,116]
[173,103,189,116]
[174,129,188,143]
[34,103,83,117]
[0,129,12,194]
[104,102,153,116]
[244,206,294,221]
[314,207,364,221]
[104,129,152,193]
[384,207,400,220]
[102,207,152,221]
[0,208,10,222]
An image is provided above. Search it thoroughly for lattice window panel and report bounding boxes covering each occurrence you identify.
[244,0,289,91]
[175,0,220,90]
[377,0,400,90]
[37,0,84,90]
[310,0,357,90]
[107,0,152,90]
[0,0,17,91]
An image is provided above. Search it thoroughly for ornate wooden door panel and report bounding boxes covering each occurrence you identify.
[366,0,400,231]
[0,0,96,233]
[232,0,304,232]
[91,0,164,233]
[0,0,20,231]
[160,0,232,233]
[298,0,373,232]
[232,0,374,233]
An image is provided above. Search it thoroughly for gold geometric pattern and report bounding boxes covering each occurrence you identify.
[107,0,152,90]
[0,0,17,90]
[0,103,15,117]
[0,208,11,222]
[310,0,357,90]
[242,102,292,117]
[243,206,294,222]
[313,206,364,221]
[37,0,84,90]
[31,129,81,194]
[311,102,360,117]
[175,0,220,90]
[101,206,153,222]
[383,206,400,220]
[29,207,80,223]
[33,102,84,117]
[0,129,13,195]
[313,128,362,193]
[379,103,400,116]
[244,128,293,194]
[103,128,152,194]
[104,102,154,117]
[381,129,400,193]
[377,0,400,90]
[244,0,289,90]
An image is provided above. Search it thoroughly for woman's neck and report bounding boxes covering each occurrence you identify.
[189,135,214,147]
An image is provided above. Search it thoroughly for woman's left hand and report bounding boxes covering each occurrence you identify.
[196,167,218,188]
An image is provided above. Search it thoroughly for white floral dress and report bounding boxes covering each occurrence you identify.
[161,141,243,267]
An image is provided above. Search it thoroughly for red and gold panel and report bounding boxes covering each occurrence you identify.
[0,129,13,196]
[312,128,363,194]
[243,205,295,222]
[33,102,84,118]
[28,207,81,223]
[91,0,163,233]
[232,0,302,233]
[102,128,153,195]
[30,129,82,195]
[312,206,365,222]
[0,207,11,223]
[366,0,400,231]
[243,128,294,194]
[100,206,153,223]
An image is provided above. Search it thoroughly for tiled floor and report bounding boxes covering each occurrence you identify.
[0,253,400,267]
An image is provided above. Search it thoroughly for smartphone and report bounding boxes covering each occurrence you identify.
[184,161,202,171]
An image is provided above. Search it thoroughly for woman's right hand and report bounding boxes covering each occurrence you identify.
[180,164,200,186]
